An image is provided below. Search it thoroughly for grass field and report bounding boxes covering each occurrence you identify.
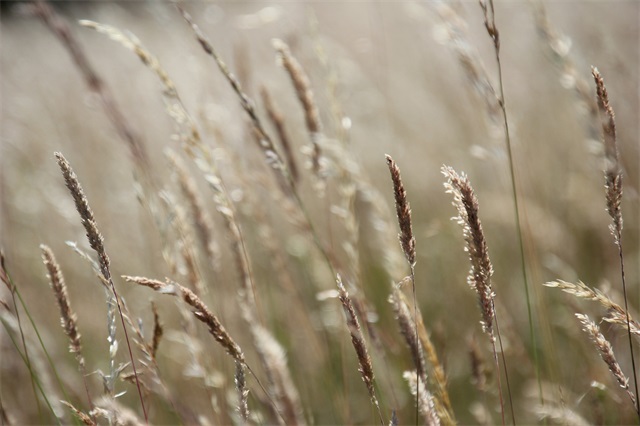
[1,1,639,424]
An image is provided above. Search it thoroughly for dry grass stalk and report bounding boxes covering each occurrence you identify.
[32,1,149,172]
[570,66,637,413]
[79,19,211,196]
[92,395,145,426]
[261,86,300,184]
[235,360,249,423]
[54,152,147,420]
[428,1,501,128]
[0,308,65,421]
[166,149,221,278]
[533,4,600,144]
[592,67,623,243]
[575,313,636,407]
[544,280,639,336]
[80,20,261,314]
[68,256,161,393]
[123,276,249,421]
[64,243,128,403]
[414,307,454,423]
[178,7,291,188]
[336,275,383,425]
[64,243,128,397]
[55,153,110,282]
[61,401,95,426]
[604,310,640,338]
[385,155,416,267]
[390,289,427,388]
[40,245,84,369]
[403,371,441,426]
[443,165,509,423]
[159,191,205,297]
[391,289,453,425]
[123,276,244,363]
[249,318,305,425]
[40,245,93,411]
[385,155,423,421]
[442,166,495,337]
[479,0,499,50]
[272,39,323,179]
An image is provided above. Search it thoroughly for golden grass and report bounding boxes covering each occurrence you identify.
[2,2,639,424]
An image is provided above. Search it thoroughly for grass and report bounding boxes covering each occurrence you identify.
[1,1,639,424]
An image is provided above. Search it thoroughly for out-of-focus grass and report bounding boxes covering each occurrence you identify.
[1,2,638,424]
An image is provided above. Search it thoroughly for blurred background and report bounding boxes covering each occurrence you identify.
[1,1,639,424]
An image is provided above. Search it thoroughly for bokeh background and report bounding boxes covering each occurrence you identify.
[2,1,639,424]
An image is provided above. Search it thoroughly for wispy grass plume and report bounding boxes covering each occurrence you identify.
[336,274,383,425]
[123,276,249,421]
[273,39,323,182]
[575,313,636,408]
[592,67,638,417]
[442,165,506,424]
[54,152,147,422]
[41,245,92,412]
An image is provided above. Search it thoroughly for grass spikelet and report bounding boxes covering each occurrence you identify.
[592,67,623,240]
[442,166,495,336]
[55,153,109,281]
[272,39,323,179]
[61,401,95,426]
[235,360,249,423]
[592,67,638,415]
[249,320,305,425]
[54,152,147,421]
[385,155,416,267]
[80,20,261,314]
[92,395,145,426]
[385,154,422,422]
[177,7,291,187]
[403,370,441,426]
[603,311,640,338]
[261,86,300,184]
[33,1,149,172]
[544,280,639,336]
[336,274,383,425]
[40,245,83,367]
[124,275,249,421]
[443,165,509,424]
[123,276,244,363]
[575,313,636,407]
[40,245,92,410]
[166,149,221,278]
[389,288,426,389]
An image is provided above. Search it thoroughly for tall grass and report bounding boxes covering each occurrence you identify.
[1,1,638,424]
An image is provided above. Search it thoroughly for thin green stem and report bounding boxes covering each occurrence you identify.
[615,232,640,419]
[410,267,418,426]
[11,286,80,424]
[8,289,42,421]
[0,318,61,425]
[493,305,516,424]
[482,0,542,406]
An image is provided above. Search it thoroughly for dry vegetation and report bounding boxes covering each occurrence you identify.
[1,1,639,425]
